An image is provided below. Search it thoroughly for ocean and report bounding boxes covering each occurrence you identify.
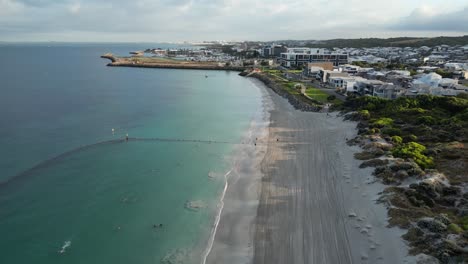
[0,43,262,263]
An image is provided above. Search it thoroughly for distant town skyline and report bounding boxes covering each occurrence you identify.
[1,0,467,42]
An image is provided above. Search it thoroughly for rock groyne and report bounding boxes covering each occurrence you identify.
[107,62,247,71]
[100,54,246,71]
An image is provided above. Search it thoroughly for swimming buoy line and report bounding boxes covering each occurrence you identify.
[0,137,260,189]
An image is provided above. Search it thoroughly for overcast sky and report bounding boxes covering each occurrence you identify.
[1,0,467,42]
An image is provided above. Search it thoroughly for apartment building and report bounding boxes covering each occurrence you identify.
[261,44,287,58]
[279,48,348,68]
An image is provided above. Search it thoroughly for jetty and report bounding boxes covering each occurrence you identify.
[100,53,117,63]
[100,53,247,71]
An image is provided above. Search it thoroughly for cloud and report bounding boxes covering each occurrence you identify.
[68,2,81,14]
[14,0,57,7]
[0,0,467,42]
[390,6,468,31]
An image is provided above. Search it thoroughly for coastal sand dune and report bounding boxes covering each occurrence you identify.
[206,81,412,264]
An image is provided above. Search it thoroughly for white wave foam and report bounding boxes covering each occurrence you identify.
[201,168,233,264]
[58,240,71,254]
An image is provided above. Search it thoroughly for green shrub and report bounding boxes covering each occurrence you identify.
[367,103,376,111]
[417,116,436,125]
[358,110,370,120]
[373,117,394,128]
[382,127,402,136]
[392,142,434,169]
[454,109,468,124]
[391,136,403,144]
[460,217,468,230]
[344,96,388,111]
[403,134,419,142]
[327,95,336,101]
[448,223,463,234]
[398,107,426,115]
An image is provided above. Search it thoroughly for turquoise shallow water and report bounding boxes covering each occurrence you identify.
[0,44,261,263]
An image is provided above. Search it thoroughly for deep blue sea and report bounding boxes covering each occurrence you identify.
[0,43,262,264]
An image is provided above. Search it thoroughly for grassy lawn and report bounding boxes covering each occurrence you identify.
[266,73,343,105]
[305,86,342,105]
[262,68,280,74]
[304,87,330,102]
[269,72,289,82]
[283,82,301,95]
[286,70,303,73]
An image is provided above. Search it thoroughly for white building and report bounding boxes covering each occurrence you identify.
[279,48,348,67]
[317,70,349,83]
[329,76,367,92]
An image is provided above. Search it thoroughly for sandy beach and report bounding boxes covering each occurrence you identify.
[206,79,415,264]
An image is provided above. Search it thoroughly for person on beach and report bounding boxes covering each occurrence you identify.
[125,133,129,142]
